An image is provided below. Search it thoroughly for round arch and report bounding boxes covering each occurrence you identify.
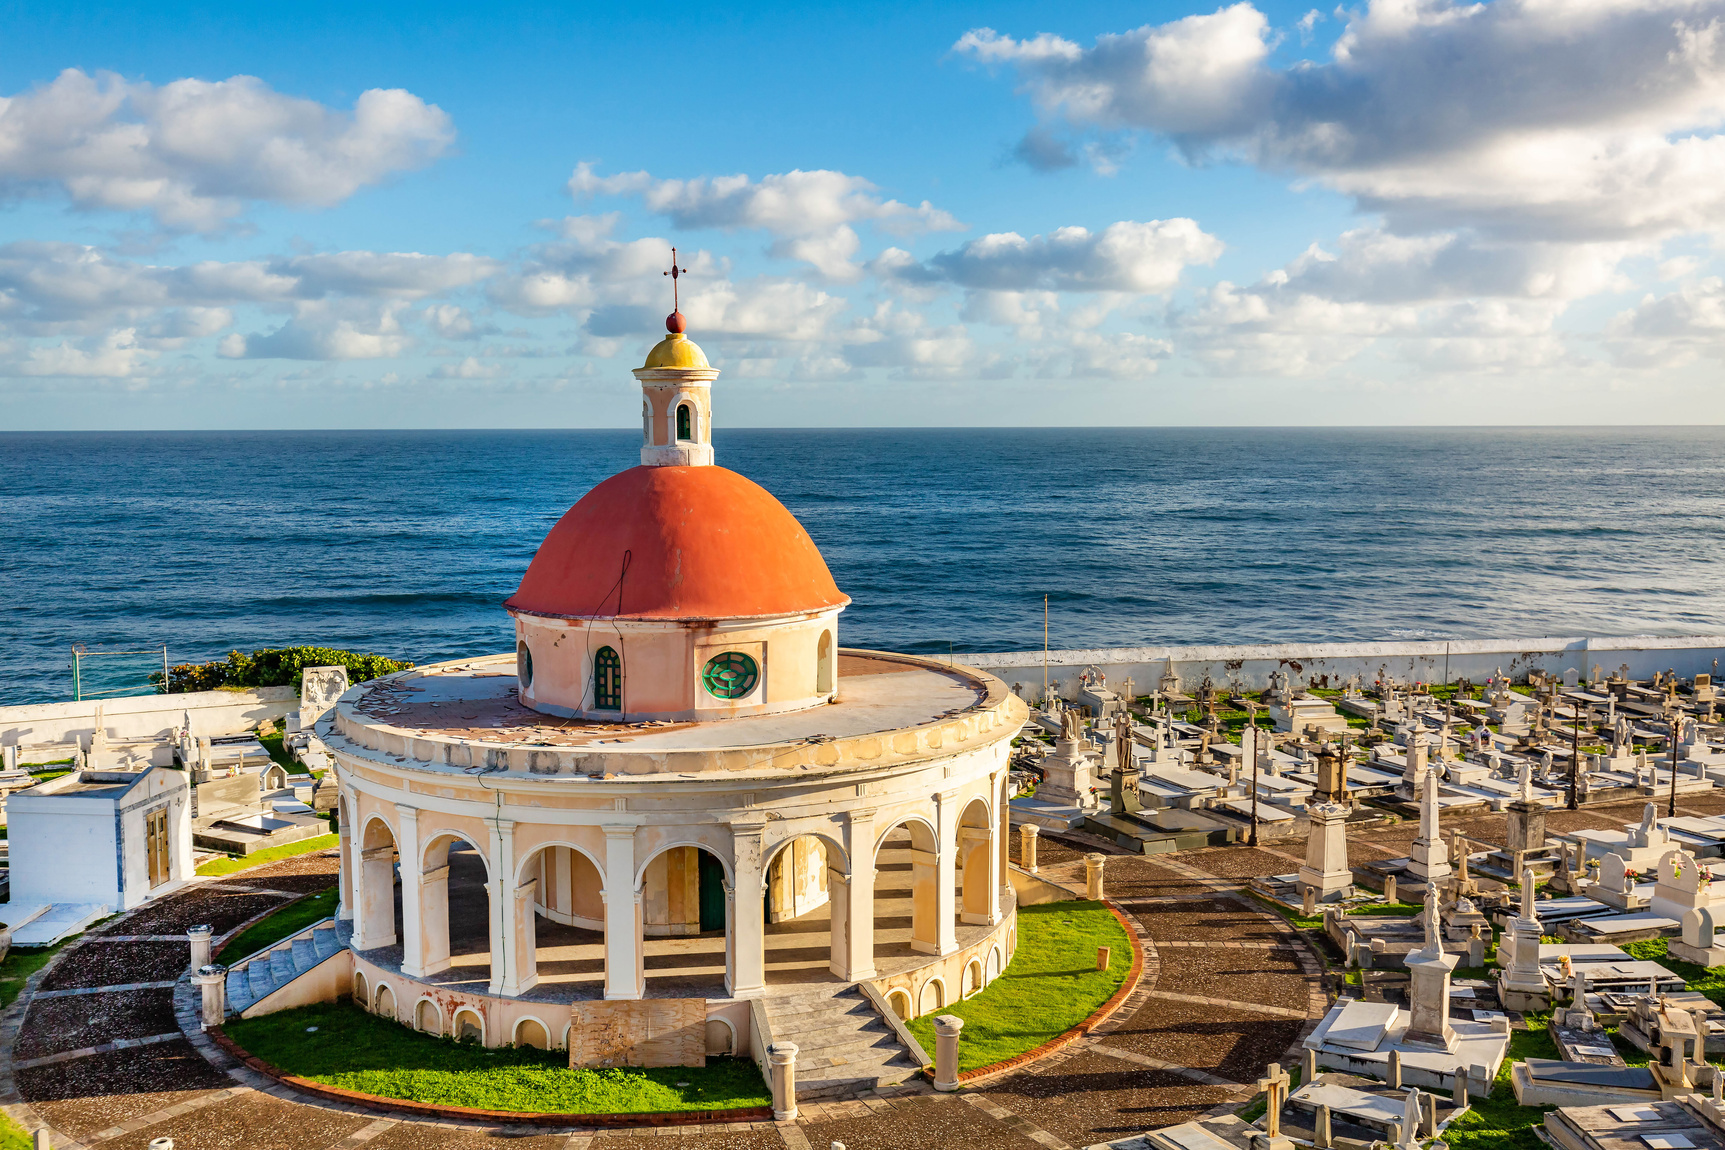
[412,829,493,984]
[514,1015,552,1050]
[634,838,734,890]
[515,839,605,888]
[414,997,443,1035]
[374,982,397,1018]
[918,976,947,1015]
[762,828,849,876]
[957,796,998,928]
[420,828,490,876]
[872,815,938,860]
[355,816,400,950]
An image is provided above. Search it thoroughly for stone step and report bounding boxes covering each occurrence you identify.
[268,947,295,984]
[247,959,274,1000]
[311,927,339,960]
[291,936,318,973]
[780,1018,897,1052]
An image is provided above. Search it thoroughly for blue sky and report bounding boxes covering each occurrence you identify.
[2,0,1722,428]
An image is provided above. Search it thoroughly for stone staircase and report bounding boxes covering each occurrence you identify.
[225,917,345,1016]
[763,983,922,1100]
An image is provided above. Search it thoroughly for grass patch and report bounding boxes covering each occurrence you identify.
[197,833,338,876]
[258,731,296,770]
[903,900,1130,1071]
[220,887,339,960]
[1442,1018,1558,1150]
[225,1001,769,1114]
[0,940,73,1009]
[0,1112,26,1150]
[1620,937,1725,1005]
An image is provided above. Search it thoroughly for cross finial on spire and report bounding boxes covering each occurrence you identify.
[663,246,687,312]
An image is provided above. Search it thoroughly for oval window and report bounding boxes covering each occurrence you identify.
[517,641,534,690]
[702,652,759,699]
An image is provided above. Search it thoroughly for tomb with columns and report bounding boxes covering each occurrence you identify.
[314,303,1025,1091]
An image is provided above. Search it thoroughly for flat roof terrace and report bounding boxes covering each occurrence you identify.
[329,649,1024,779]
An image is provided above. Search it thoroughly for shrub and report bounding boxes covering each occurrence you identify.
[152,646,413,694]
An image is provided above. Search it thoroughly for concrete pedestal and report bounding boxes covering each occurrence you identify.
[1403,944,1459,1051]
[1298,802,1354,903]
[933,1015,964,1092]
[191,964,227,1029]
[767,1042,799,1121]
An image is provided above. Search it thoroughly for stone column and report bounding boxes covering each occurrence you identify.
[1020,824,1040,874]
[997,773,1012,903]
[934,792,959,955]
[602,825,642,1000]
[767,1042,799,1121]
[415,863,452,976]
[932,1015,964,1092]
[336,792,355,922]
[503,876,539,996]
[191,964,227,1028]
[395,805,423,977]
[833,809,877,980]
[909,844,940,954]
[355,843,397,950]
[487,818,517,996]
[960,827,994,925]
[730,819,768,998]
[187,925,213,972]
[1085,853,1106,901]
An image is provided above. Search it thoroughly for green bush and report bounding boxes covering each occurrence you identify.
[152,646,412,694]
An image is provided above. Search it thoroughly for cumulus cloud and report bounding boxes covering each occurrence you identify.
[11,327,156,377]
[569,163,962,279]
[0,242,498,338]
[1168,227,1613,375]
[876,219,1222,294]
[958,0,1725,241]
[219,300,412,360]
[0,69,455,232]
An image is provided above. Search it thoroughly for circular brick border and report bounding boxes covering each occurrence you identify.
[205,1028,772,1128]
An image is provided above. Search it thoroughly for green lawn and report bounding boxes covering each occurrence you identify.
[220,887,340,961]
[0,1112,27,1150]
[904,900,1130,1072]
[0,940,73,1009]
[225,1001,770,1114]
[1621,937,1725,1005]
[198,833,338,876]
[1441,1018,1558,1150]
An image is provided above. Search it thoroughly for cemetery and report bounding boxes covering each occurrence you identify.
[11,313,1725,1146]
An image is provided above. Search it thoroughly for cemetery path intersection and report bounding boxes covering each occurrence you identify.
[1,841,1335,1150]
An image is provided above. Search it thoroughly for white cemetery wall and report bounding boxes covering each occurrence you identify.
[961,635,1725,699]
[0,687,296,760]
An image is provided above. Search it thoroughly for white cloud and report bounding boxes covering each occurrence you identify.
[569,163,962,279]
[221,300,412,360]
[14,328,155,377]
[959,0,1725,242]
[0,242,497,340]
[1169,227,1614,375]
[877,219,1222,293]
[432,355,502,379]
[0,69,454,232]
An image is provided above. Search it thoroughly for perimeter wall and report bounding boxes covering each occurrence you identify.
[957,635,1725,698]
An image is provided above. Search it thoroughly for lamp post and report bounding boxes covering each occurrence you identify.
[1246,700,1261,848]
[1668,702,1682,820]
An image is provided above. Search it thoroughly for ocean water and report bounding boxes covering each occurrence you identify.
[5,427,1725,705]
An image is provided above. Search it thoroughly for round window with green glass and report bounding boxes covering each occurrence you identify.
[702,651,759,699]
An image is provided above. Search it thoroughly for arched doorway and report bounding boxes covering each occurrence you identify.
[638,844,731,995]
[762,834,844,986]
[957,797,997,926]
[516,843,607,997]
[414,832,491,988]
[355,817,399,951]
[872,819,940,962]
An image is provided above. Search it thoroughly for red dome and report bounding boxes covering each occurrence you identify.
[505,466,849,620]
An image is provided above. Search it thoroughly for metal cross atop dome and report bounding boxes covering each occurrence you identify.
[664,247,687,311]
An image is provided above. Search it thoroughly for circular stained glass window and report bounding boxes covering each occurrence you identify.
[702,652,759,699]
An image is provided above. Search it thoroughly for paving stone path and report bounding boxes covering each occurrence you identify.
[0,838,1332,1150]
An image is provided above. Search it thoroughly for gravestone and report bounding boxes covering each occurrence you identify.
[298,665,350,731]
